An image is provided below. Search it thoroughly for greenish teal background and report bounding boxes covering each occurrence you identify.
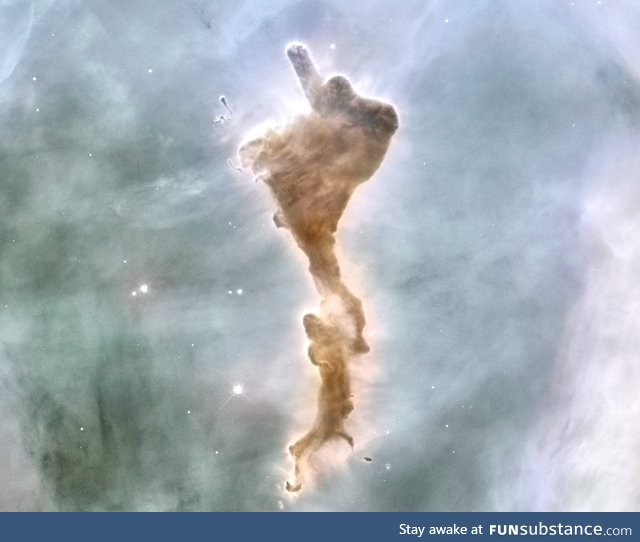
[1,0,639,511]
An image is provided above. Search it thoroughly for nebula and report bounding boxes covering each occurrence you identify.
[238,44,398,492]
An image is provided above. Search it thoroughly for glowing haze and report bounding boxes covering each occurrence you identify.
[2,0,640,512]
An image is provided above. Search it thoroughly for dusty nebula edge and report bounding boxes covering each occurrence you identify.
[237,44,398,492]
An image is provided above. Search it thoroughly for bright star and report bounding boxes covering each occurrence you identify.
[232,384,244,396]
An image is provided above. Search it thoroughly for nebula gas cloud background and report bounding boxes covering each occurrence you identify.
[1,0,639,511]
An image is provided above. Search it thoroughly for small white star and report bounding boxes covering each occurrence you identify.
[32,76,37,81]
[236,288,243,295]
[131,291,137,297]
[80,427,84,431]
[329,43,336,50]
[445,18,449,23]
[187,410,191,414]
[139,284,149,294]
[148,68,153,73]
[232,384,244,396]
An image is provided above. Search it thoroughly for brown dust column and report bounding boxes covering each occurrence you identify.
[239,44,398,492]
